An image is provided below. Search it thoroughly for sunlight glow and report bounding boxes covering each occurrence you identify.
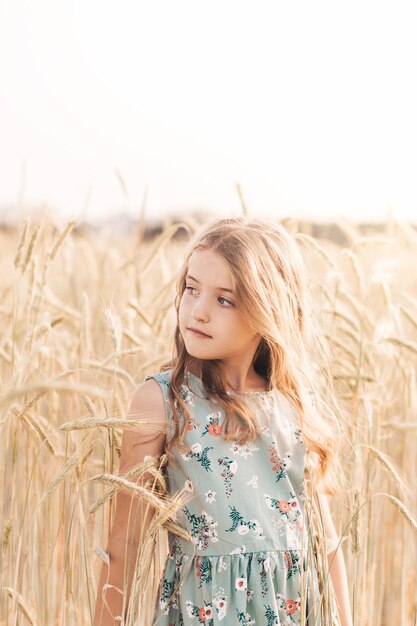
[0,0,416,223]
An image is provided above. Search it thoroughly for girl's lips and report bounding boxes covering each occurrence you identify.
[187,327,212,338]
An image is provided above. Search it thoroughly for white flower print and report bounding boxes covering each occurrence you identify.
[246,588,254,601]
[237,525,249,536]
[230,441,259,459]
[179,385,195,406]
[217,556,228,572]
[190,442,202,454]
[259,424,272,437]
[272,516,289,536]
[206,410,223,422]
[246,475,258,488]
[184,478,193,492]
[250,519,264,537]
[212,587,227,620]
[235,577,247,590]
[159,599,168,614]
[205,489,216,504]
[185,600,194,617]
[230,545,246,555]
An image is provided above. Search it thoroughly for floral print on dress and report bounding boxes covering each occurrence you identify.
[217,456,238,497]
[183,507,220,550]
[144,370,336,626]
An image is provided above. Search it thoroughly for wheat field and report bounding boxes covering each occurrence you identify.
[1,213,416,625]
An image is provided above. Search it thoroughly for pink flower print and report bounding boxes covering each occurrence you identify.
[286,599,299,615]
[237,525,249,535]
[278,500,290,513]
[235,577,247,590]
[208,422,222,437]
[284,551,293,570]
[268,444,291,482]
[198,605,213,621]
[184,478,194,492]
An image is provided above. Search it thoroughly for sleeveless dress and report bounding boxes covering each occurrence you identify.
[144,369,334,626]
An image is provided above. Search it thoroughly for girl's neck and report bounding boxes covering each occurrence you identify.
[186,363,270,393]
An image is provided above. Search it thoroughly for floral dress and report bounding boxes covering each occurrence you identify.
[144,369,335,626]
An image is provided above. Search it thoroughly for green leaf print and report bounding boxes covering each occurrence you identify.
[225,505,245,532]
[225,505,265,537]
[284,549,301,580]
[183,507,219,550]
[263,604,280,626]
[182,443,214,472]
[194,555,212,588]
[200,446,214,472]
[236,608,256,625]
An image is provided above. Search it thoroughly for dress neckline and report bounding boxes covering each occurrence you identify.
[186,370,276,397]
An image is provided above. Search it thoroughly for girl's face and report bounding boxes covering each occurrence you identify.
[179,249,261,364]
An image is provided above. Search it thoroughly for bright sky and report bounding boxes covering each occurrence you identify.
[0,0,416,224]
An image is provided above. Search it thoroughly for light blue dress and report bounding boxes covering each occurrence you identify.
[145,369,329,625]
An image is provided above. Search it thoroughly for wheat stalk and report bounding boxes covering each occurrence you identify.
[3,587,39,625]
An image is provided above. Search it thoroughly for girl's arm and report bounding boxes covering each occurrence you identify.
[93,379,167,626]
[317,492,353,626]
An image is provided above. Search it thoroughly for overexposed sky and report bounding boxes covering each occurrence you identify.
[0,0,416,224]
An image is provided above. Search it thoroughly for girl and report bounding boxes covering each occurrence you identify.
[94,217,352,626]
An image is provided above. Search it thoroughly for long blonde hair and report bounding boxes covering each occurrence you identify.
[160,217,345,497]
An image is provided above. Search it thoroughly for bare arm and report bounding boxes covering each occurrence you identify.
[317,492,353,626]
[93,379,167,626]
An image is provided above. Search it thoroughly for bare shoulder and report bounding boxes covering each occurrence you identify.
[119,379,168,473]
[128,378,167,423]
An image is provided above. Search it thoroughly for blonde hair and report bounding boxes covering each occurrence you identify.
[160,217,345,497]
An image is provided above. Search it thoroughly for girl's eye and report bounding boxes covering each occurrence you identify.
[185,285,233,307]
[218,296,234,307]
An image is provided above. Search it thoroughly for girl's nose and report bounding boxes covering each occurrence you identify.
[191,299,209,322]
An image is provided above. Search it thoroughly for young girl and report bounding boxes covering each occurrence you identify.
[94,217,353,626]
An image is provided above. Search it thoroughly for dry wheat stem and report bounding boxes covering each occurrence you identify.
[294,233,337,268]
[366,444,411,498]
[41,433,97,501]
[3,587,39,626]
[383,335,417,355]
[46,218,76,263]
[89,473,170,511]
[13,217,30,271]
[374,492,417,533]
[2,519,12,554]
[0,380,106,406]
[89,459,165,514]
[23,222,42,272]
[60,416,151,431]
[382,421,417,431]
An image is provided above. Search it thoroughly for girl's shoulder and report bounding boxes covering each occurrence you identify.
[144,368,172,388]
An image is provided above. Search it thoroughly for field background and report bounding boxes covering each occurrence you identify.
[1,213,417,625]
